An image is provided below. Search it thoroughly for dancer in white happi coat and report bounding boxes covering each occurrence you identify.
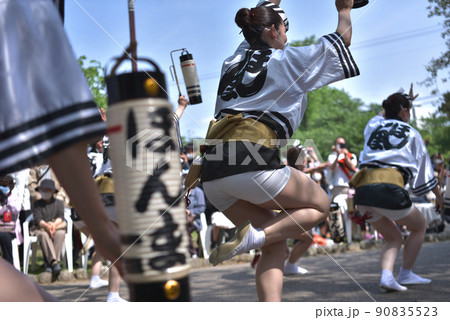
[197,0,359,301]
[351,86,443,292]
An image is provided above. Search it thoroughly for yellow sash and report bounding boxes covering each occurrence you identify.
[349,167,404,189]
[184,114,277,190]
[203,113,277,148]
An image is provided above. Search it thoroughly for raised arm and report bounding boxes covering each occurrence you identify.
[335,0,354,47]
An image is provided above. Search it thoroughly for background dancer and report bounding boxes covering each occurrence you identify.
[351,85,443,292]
[200,0,359,301]
[0,0,121,301]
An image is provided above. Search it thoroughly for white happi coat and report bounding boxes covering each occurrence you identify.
[359,115,437,196]
[202,33,359,181]
[214,33,360,141]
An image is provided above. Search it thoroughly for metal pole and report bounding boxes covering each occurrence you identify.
[128,0,138,72]
[170,48,186,96]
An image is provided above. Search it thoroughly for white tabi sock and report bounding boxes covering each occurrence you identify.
[209,221,265,266]
[380,269,407,292]
[106,292,128,302]
[397,268,431,285]
[90,275,109,289]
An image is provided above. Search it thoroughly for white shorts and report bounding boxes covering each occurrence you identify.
[203,166,291,211]
[357,205,414,223]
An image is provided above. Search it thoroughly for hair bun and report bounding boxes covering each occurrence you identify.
[382,93,410,118]
[235,8,251,30]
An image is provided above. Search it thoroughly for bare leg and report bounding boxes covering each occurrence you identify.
[395,207,427,270]
[255,241,286,301]
[108,265,121,293]
[47,141,122,272]
[106,222,126,302]
[0,258,57,302]
[77,227,108,288]
[106,265,128,302]
[221,169,330,301]
[258,169,330,243]
[395,207,430,285]
[90,251,104,277]
[224,202,284,301]
[225,169,330,245]
[370,216,407,291]
[287,231,313,264]
[88,250,109,289]
[370,217,403,272]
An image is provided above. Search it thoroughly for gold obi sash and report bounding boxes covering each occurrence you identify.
[349,167,404,189]
[202,113,277,148]
[184,113,277,191]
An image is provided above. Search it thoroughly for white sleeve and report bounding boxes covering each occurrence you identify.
[233,40,250,55]
[276,32,359,93]
[410,135,438,195]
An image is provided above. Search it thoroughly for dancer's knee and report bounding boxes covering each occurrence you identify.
[381,228,403,245]
[318,197,331,222]
[261,240,287,259]
[397,208,427,235]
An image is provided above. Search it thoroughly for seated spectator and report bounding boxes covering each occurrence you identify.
[28,164,70,210]
[0,175,22,265]
[31,179,66,278]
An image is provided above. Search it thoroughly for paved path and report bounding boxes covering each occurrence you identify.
[42,241,450,302]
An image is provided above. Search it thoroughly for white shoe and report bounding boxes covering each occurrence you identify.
[90,278,109,289]
[284,263,308,275]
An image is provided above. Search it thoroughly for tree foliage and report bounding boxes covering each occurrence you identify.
[438,91,450,118]
[292,86,377,160]
[78,55,107,110]
[418,92,450,161]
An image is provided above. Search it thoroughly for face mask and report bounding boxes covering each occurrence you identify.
[0,186,10,195]
[40,191,53,200]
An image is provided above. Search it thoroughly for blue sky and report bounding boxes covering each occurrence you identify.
[65,0,449,139]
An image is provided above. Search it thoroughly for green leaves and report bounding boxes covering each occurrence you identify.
[293,86,377,160]
[78,55,107,111]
